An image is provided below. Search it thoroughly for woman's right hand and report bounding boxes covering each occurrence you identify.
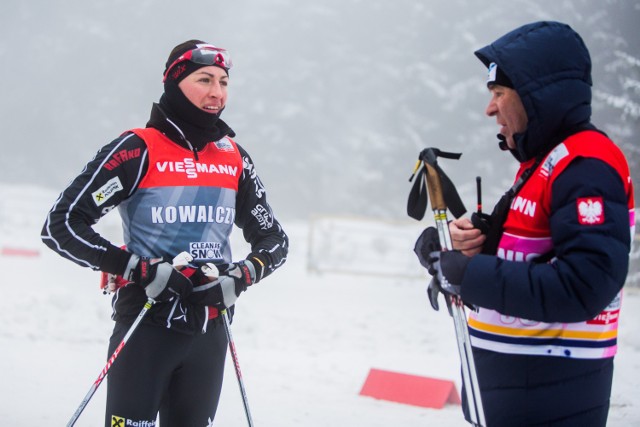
[449,217,486,256]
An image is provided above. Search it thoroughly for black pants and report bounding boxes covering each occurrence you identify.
[462,348,613,427]
[104,321,227,427]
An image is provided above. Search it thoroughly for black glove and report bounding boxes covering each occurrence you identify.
[124,254,193,301]
[415,227,444,310]
[414,227,474,311]
[470,212,491,235]
[427,278,443,311]
[188,260,256,309]
[425,250,471,309]
[414,226,442,269]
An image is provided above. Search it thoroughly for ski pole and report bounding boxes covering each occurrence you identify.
[198,262,255,427]
[419,148,486,427]
[66,252,193,427]
[222,309,255,427]
[66,298,154,427]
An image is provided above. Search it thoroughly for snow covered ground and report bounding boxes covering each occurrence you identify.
[0,185,638,426]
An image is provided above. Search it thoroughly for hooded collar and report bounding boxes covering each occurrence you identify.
[475,21,593,162]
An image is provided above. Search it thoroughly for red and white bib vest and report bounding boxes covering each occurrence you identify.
[469,131,635,359]
[118,128,244,263]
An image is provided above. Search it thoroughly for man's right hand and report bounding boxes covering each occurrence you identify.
[449,217,486,256]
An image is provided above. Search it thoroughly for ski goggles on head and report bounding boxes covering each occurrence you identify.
[163,46,233,82]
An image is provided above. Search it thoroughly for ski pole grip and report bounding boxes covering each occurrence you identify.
[172,251,193,270]
[424,162,447,211]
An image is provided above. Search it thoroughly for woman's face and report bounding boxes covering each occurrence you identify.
[178,65,228,114]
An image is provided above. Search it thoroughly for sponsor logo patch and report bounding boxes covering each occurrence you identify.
[510,196,536,217]
[103,148,141,171]
[155,158,238,179]
[92,177,124,206]
[243,156,265,198]
[540,143,569,178]
[577,196,604,225]
[111,414,157,426]
[190,241,223,260]
[587,308,620,325]
[487,62,497,83]
[214,137,235,152]
[251,204,274,230]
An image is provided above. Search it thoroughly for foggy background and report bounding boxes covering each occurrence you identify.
[0,0,638,221]
[1,4,640,425]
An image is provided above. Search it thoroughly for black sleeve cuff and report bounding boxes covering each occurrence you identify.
[247,252,268,283]
[100,244,134,276]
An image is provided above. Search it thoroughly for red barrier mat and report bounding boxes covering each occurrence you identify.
[360,368,460,409]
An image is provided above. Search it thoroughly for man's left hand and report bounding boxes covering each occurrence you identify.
[425,250,471,310]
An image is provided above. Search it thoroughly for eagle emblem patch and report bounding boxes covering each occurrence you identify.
[577,197,604,225]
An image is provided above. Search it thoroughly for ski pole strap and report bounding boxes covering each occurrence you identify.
[407,148,467,220]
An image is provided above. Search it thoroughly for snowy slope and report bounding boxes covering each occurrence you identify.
[0,185,638,426]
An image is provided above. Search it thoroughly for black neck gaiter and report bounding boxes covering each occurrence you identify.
[158,80,229,150]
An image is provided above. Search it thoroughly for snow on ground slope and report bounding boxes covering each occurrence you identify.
[0,185,638,426]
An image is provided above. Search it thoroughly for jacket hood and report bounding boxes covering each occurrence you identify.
[474,21,593,162]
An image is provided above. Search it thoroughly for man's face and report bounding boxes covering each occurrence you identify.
[485,84,528,150]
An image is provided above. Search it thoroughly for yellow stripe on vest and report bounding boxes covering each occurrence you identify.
[468,317,617,341]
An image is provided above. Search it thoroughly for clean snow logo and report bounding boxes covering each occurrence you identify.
[577,197,604,225]
[156,158,238,179]
[92,177,123,206]
[190,241,223,259]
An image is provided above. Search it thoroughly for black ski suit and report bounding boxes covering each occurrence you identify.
[42,102,288,426]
